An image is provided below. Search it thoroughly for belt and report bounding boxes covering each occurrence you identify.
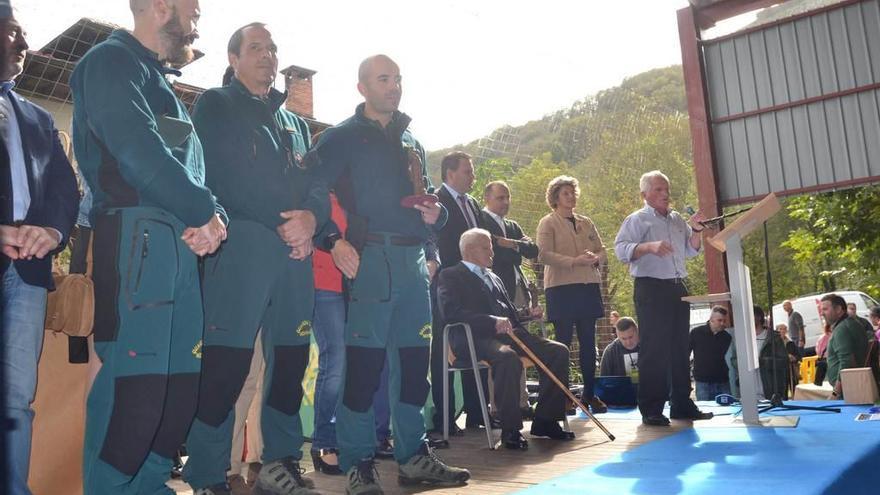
[364,233,423,246]
[636,276,686,285]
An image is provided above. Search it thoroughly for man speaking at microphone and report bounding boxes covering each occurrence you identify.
[614,170,713,427]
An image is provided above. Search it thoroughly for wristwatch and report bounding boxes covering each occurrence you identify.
[323,232,342,251]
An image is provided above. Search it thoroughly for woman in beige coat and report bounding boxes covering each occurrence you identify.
[536,176,607,413]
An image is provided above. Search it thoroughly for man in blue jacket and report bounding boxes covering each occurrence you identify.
[0,4,79,493]
[311,54,469,495]
[182,23,327,495]
[70,0,227,492]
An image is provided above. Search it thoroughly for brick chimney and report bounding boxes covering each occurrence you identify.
[281,65,316,119]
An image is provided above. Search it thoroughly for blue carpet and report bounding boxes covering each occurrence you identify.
[520,401,878,495]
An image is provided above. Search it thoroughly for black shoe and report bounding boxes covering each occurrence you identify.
[171,448,185,479]
[530,418,575,440]
[375,438,394,459]
[588,396,608,414]
[642,414,671,426]
[426,436,450,449]
[466,414,502,429]
[670,410,714,420]
[501,429,529,450]
[311,448,342,475]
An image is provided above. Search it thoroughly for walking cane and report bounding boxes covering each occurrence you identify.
[521,282,615,441]
[508,331,616,441]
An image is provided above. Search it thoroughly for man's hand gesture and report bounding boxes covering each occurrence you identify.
[331,239,360,278]
[494,316,514,335]
[1,225,61,260]
[182,214,227,256]
[414,201,442,225]
[278,210,316,260]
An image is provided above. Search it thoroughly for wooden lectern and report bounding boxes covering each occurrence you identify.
[684,193,780,425]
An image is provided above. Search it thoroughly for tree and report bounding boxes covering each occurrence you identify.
[782,186,880,299]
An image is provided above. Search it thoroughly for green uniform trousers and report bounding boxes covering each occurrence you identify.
[183,220,313,489]
[84,207,202,495]
[337,235,432,471]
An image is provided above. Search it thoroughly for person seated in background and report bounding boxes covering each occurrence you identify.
[869,306,880,342]
[600,317,640,378]
[776,324,801,396]
[813,322,833,385]
[597,317,640,407]
[755,306,791,400]
[689,306,732,401]
[438,228,574,450]
[729,306,790,400]
[823,294,873,400]
[847,302,875,341]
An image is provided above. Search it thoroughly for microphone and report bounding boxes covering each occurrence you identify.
[686,204,754,228]
[685,205,707,228]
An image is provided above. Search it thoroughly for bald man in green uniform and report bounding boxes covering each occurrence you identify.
[181,23,328,495]
[70,1,228,493]
[311,54,470,495]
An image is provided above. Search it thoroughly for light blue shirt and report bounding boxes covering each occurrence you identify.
[462,260,493,290]
[0,81,29,221]
[614,204,700,279]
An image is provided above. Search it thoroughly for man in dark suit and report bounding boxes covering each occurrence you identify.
[480,180,540,418]
[480,180,538,307]
[430,151,490,433]
[438,228,573,450]
[0,4,79,492]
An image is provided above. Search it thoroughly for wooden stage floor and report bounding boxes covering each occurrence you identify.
[170,414,687,494]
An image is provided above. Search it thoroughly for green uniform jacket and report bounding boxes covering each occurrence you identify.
[827,315,870,386]
[310,103,446,240]
[191,78,328,231]
[71,30,224,227]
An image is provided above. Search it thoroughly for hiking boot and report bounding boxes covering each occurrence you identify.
[253,457,317,495]
[228,474,252,495]
[194,483,231,495]
[346,457,383,495]
[397,442,470,486]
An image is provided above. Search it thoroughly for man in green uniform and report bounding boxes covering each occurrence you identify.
[70,1,228,493]
[311,55,470,495]
[822,293,873,400]
[182,23,328,495]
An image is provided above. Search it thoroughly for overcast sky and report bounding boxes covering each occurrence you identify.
[19,0,695,150]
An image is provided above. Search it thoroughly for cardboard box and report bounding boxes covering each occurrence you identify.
[840,367,879,404]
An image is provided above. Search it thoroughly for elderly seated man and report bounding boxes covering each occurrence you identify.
[437,228,573,450]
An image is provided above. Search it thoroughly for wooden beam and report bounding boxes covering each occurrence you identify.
[678,6,729,295]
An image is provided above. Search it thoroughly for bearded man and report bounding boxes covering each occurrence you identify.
[70,1,227,492]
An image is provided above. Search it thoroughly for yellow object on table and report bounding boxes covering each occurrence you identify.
[800,356,817,384]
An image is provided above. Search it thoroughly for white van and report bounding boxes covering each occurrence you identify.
[771,291,878,352]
